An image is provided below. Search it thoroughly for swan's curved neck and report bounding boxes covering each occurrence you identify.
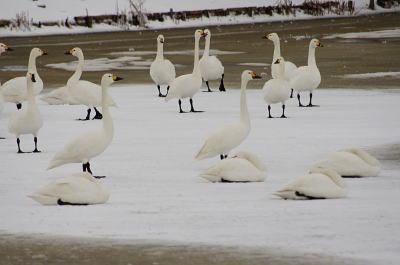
[240,78,250,126]
[101,82,114,137]
[202,35,211,58]
[277,62,285,80]
[192,37,201,76]
[308,46,317,67]
[156,42,164,60]
[67,54,84,87]
[272,39,281,60]
[26,79,36,108]
[327,171,346,189]
[28,53,38,73]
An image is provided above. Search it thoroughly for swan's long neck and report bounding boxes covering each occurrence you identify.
[277,62,285,80]
[67,54,84,87]
[26,79,36,109]
[27,53,38,73]
[344,149,381,167]
[192,37,201,76]
[240,78,250,126]
[272,39,281,60]
[156,41,164,61]
[101,82,114,137]
[202,35,211,58]
[308,46,317,67]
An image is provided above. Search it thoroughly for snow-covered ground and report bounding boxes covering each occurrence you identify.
[0,85,399,264]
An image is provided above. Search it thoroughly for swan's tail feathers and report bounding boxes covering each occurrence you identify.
[47,158,67,170]
[343,148,381,168]
[198,174,221,183]
[194,144,209,161]
[27,193,57,205]
[273,190,306,200]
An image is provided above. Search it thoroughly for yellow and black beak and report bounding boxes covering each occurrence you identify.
[41,50,48,55]
[251,72,262,79]
[274,58,281,64]
[316,41,324,47]
[65,49,73,55]
[29,73,36,83]
[262,33,270,39]
[160,38,164,43]
[201,30,208,37]
[4,45,13,51]
[112,75,123,81]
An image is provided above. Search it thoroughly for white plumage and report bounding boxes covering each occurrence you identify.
[1,43,12,121]
[28,172,109,205]
[41,86,79,105]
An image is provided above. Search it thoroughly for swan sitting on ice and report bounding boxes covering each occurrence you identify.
[274,167,347,200]
[263,33,297,97]
[198,29,225,92]
[8,73,43,153]
[199,151,267,182]
[195,70,261,160]
[290,39,323,107]
[150,34,176,97]
[28,172,109,206]
[262,57,291,118]
[309,148,381,178]
[47,74,122,177]
[2,48,47,109]
[165,29,204,113]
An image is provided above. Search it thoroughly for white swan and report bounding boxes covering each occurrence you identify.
[41,85,79,105]
[199,151,267,182]
[198,29,225,92]
[263,33,297,97]
[65,47,117,120]
[2,47,47,109]
[8,73,43,153]
[150,34,176,97]
[165,29,204,113]
[47,73,122,177]
[290,39,323,107]
[274,168,347,200]
[0,43,12,139]
[262,57,291,118]
[28,172,109,205]
[309,148,381,178]
[195,70,261,160]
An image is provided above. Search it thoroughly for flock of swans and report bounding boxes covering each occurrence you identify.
[0,29,381,205]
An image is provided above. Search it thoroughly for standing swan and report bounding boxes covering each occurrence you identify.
[274,168,347,200]
[262,57,291,118]
[28,172,110,206]
[263,33,297,97]
[47,74,123,177]
[199,151,267,182]
[198,29,225,92]
[195,70,261,160]
[2,48,47,109]
[309,148,381,178]
[290,39,323,107]
[8,73,43,153]
[150,35,176,97]
[0,43,12,139]
[165,29,204,113]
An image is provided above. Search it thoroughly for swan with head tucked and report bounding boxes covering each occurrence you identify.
[28,172,109,206]
[150,34,176,97]
[165,29,204,113]
[274,167,347,200]
[47,73,122,177]
[290,39,323,107]
[198,29,225,92]
[0,43,12,139]
[262,57,291,118]
[309,148,381,178]
[8,73,43,153]
[195,70,261,160]
[199,151,267,182]
[263,33,297,97]
[64,47,117,120]
[2,47,47,109]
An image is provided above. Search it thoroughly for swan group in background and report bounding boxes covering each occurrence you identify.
[199,151,267,182]
[8,73,43,153]
[195,70,261,160]
[263,33,297,97]
[2,48,47,109]
[165,29,204,113]
[274,167,347,200]
[150,34,176,97]
[198,29,225,92]
[262,57,291,118]
[47,74,122,177]
[290,39,323,107]
[28,172,110,205]
[309,148,381,178]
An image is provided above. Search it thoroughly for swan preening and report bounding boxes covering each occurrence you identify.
[262,57,291,118]
[8,73,43,153]
[274,167,347,200]
[2,48,47,109]
[28,172,109,205]
[199,29,225,92]
[150,35,176,97]
[199,151,267,182]
[48,74,122,177]
[165,29,204,113]
[290,39,323,107]
[309,148,381,178]
[195,70,261,161]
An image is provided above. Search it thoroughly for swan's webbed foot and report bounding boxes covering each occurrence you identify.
[295,191,326,200]
[16,138,25,153]
[280,115,287,118]
[280,105,287,118]
[32,137,41,153]
[219,74,226,92]
[0,137,5,140]
[297,94,305,107]
[33,149,41,153]
[290,88,294,98]
[307,104,320,107]
[203,81,213,92]
[93,176,106,179]
[77,108,91,120]
[190,98,204,113]
[57,199,88,206]
[306,92,319,107]
[92,107,103,120]
[16,103,22,109]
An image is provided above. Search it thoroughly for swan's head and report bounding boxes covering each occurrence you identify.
[26,72,36,83]
[31,47,47,57]
[273,56,285,64]
[65,47,83,57]
[194,29,204,40]
[101,73,123,86]
[202,29,210,38]
[262,33,278,42]
[157,35,165,44]
[310,39,323,48]
[0,43,12,53]
[242,70,262,81]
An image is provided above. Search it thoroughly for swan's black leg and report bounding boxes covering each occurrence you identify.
[290,88,294,98]
[33,137,41,153]
[297,93,305,107]
[268,105,273,118]
[0,137,5,140]
[77,108,91,120]
[224,154,228,159]
[280,104,287,118]
[92,107,103,120]
[307,92,319,107]
[178,99,186,113]
[220,154,224,160]
[85,162,106,179]
[163,86,170,97]
[190,98,204,113]
[157,85,162,97]
[204,81,212,92]
[219,74,226,92]
[57,199,88,206]
[17,138,25,153]
[16,103,22,110]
